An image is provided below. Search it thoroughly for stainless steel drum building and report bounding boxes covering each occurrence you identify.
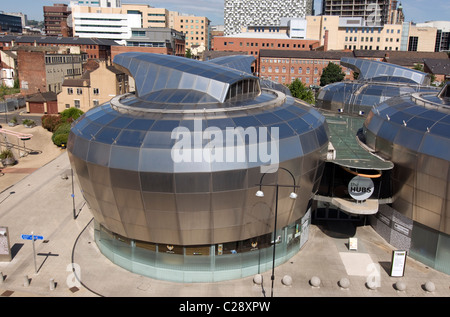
[362,82,450,274]
[67,53,329,282]
[315,57,450,275]
[315,57,439,116]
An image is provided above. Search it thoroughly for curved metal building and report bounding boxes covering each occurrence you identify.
[362,83,450,273]
[314,57,450,275]
[316,57,439,116]
[67,53,329,281]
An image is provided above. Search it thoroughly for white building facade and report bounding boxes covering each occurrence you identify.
[72,11,141,41]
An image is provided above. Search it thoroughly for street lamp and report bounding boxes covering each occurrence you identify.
[255,167,299,297]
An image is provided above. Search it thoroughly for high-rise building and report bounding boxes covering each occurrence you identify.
[70,3,209,53]
[171,12,211,51]
[224,0,314,35]
[0,13,22,33]
[321,0,391,26]
[70,5,141,41]
[43,3,72,37]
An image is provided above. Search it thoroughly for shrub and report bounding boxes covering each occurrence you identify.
[41,114,62,132]
[22,119,36,127]
[0,149,14,159]
[51,122,71,147]
[60,108,84,123]
[52,133,69,147]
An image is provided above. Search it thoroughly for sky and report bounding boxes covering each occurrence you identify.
[2,0,449,26]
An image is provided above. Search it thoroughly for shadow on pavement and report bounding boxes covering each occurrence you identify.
[313,220,358,239]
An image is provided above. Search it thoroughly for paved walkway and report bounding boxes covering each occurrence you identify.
[0,152,449,300]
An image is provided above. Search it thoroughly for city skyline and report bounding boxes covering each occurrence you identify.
[2,0,449,27]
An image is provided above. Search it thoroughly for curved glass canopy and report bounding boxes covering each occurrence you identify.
[364,89,450,161]
[316,58,439,116]
[341,57,431,85]
[113,52,259,103]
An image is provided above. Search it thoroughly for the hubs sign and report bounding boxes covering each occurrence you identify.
[348,176,374,201]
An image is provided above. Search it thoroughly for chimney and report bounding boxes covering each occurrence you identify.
[324,30,329,52]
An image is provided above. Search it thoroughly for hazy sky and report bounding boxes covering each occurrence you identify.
[4,0,450,26]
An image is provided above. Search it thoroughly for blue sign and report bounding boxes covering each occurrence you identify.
[21,234,44,240]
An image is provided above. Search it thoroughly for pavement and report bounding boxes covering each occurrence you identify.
[0,149,449,302]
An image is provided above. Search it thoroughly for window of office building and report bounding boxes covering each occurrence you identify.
[408,36,418,51]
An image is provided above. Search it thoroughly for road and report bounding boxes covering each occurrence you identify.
[0,107,43,127]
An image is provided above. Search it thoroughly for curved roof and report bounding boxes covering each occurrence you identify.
[364,88,450,161]
[113,52,258,103]
[316,81,437,115]
[206,55,255,74]
[341,57,430,85]
[69,91,328,173]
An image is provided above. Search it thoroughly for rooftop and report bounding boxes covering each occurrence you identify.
[0,35,120,46]
[259,49,354,60]
[423,58,450,76]
[221,32,316,40]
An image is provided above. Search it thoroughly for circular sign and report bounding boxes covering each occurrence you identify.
[348,176,374,200]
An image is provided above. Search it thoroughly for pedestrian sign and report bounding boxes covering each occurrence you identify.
[21,234,44,240]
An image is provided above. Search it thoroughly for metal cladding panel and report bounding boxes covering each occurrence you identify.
[69,102,328,244]
[362,90,450,235]
[113,52,257,102]
[341,57,430,85]
[69,53,329,245]
[207,55,256,74]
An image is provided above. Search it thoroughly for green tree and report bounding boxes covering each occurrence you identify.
[288,79,315,104]
[60,107,84,123]
[413,63,424,71]
[51,122,71,147]
[185,48,193,59]
[320,62,345,86]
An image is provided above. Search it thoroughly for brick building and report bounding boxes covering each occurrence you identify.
[259,50,354,86]
[15,46,85,95]
[423,59,450,84]
[213,35,320,73]
[58,60,130,113]
[25,91,58,114]
[0,35,118,61]
[43,3,73,37]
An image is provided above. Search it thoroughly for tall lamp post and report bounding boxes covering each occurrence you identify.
[255,167,299,297]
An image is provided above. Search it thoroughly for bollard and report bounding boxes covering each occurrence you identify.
[23,275,30,287]
[0,272,4,283]
[339,277,350,289]
[281,275,292,286]
[49,278,55,291]
[310,276,321,288]
[424,281,435,292]
[395,281,406,292]
[253,274,263,285]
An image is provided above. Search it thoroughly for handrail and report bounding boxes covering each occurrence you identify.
[0,128,33,141]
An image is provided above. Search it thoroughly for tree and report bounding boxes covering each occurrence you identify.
[60,107,84,123]
[320,62,345,86]
[288,79,315,104]
[413,63,424,71]
[185,48,193,59]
